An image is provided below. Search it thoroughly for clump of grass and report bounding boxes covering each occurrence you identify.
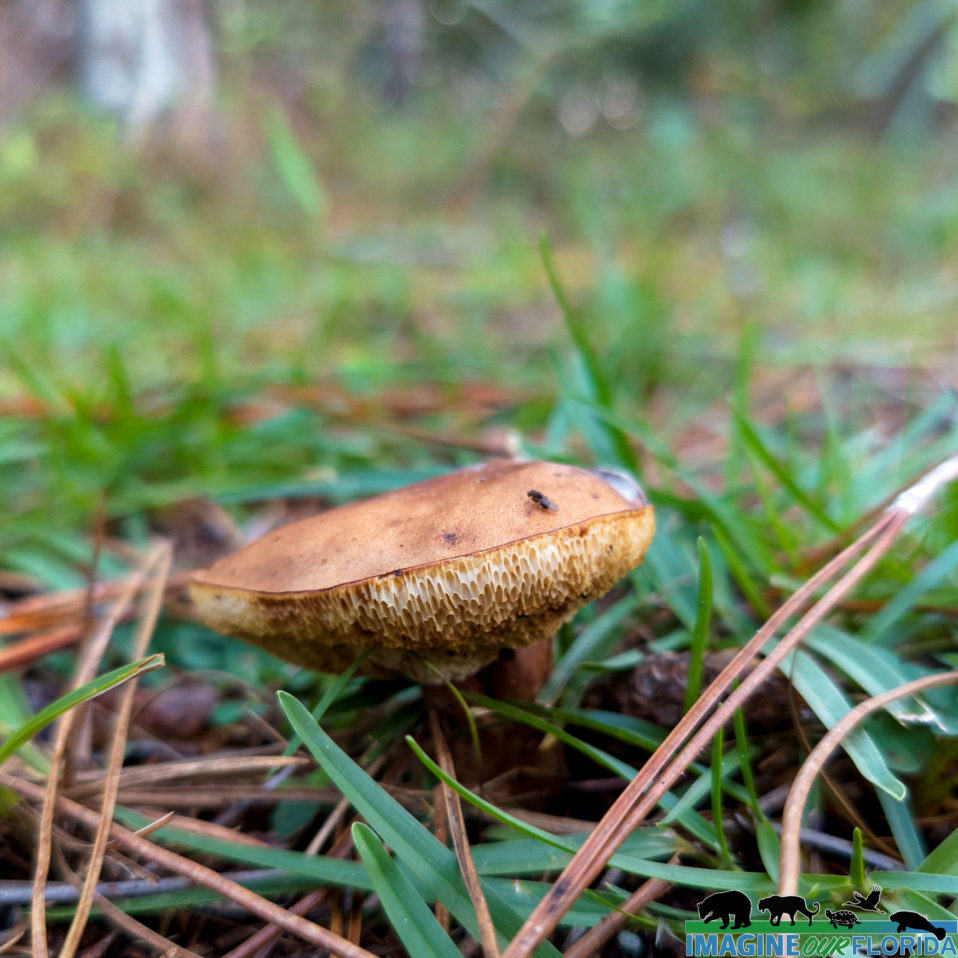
[1,81,957,953]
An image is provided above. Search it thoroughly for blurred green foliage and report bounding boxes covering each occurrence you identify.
[1,1,957,581]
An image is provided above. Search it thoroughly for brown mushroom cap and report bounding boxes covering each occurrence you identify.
[189,460,655,682]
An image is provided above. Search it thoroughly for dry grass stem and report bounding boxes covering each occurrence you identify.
[562,858,677,958]
[31,543,165,958]
[431,774,451,932]
[65,754,310,798]
[0,922,27,955]
[54,836,201,958]
[429,709,500,957]
[779,670,958,895]
[60,543,172,958]
[0,572,191,639]
[347,893,364,945]
[221,887,332,958]
[221,757,389,958]
[76,930,119,958]
[0,626,88,673]
[112,785,338,808]
[304,794,352,856]
[2,773,379,958]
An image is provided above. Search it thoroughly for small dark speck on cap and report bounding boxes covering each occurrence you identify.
[442,531,460,545]
[527,489,558,511]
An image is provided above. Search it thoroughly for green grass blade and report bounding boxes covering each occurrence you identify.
[465,694,718,848]
[918,825,958,876]
[264,106,327,219]
[755,819,781,886]
[116,807,369,886]
[863,536,958,644]
[732,408,841,533]
[710,729,732,865]
[732,704,779,881]
[780,651,907,800]
[684,537,713,712]
[281,654,367,758]
[406,735,728,889]
[712,523,772,619]
[850,828,866,889]
[806,625,954,731]
[0,654,165,767]
[541,593,638,708]
[878,789,926,870]
[540,235,637,472]
[277,691,561,957]
[726,323,757,488]
[470,832,678,877]
[352,823,462,958]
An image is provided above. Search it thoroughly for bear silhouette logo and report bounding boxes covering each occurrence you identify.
[696,890,752,929]
[758,894,820,926]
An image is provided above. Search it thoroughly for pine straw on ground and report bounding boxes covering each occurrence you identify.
[1,381,957,957]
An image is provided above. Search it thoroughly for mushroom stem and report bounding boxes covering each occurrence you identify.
[422,637,560,787]
[480,638,554,702]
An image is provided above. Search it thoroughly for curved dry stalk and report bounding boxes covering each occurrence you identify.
[2,772,377,958]
[0,921,27,955]
[60,543,172,958]
[501,509,905,958]
[503,453,958,958]
[778,670,958,895]
[429,709,501,958]
[31,544,164,958]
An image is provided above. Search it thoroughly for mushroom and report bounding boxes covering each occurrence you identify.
[189,460,655,686]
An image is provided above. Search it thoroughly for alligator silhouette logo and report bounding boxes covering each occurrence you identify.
[844,884,883,912]
[889,910,947,941]
[758,894,820,926]
[696,890,752,929]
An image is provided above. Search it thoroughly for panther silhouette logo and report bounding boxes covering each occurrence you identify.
[758,894,820,926]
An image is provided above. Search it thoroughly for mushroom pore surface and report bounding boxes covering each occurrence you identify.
[190,460,655,682]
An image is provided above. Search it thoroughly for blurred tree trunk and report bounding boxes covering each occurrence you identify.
[0,0,76,128]
[78,0,218,168]
[384,0,424,106]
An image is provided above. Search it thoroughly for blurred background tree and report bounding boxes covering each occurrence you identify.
[1,0,955,535]
[3,1,957,155]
